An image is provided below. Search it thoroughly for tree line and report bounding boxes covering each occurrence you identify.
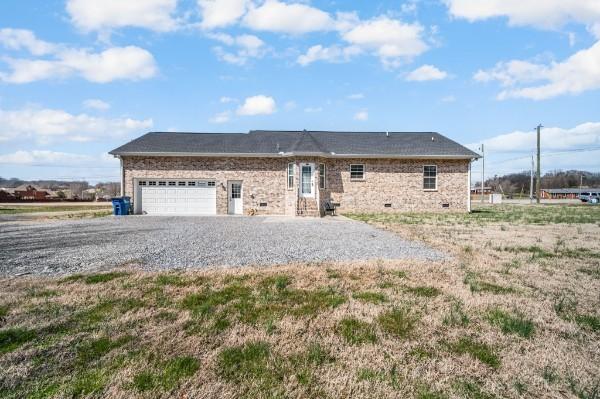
[484,170,600,195]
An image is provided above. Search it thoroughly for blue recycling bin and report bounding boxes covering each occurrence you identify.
[111,197,131,216]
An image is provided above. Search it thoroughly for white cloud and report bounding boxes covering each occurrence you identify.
[475,41,600,100]
[405,64,448,81]
[209,110,231,123]
[236,95,276,116]
[219,96,237,103]
[444,0,600,33]
[83,99,111,111]
[198,0,248,29]
[475,122,600,153]
[0,150,93,165]
[353,110,368,121]
[210,33,266,65]
[243,0,333,34]
[304,107,323,113]
[0,28,57,55]
[283,100,297,111]
[297,44,361,66]
[469,121,600,175]
[0,32,158,84]
[66,0,178,32]
[347,93,364,100]
[342,16,428,68]
[0,106,153,144]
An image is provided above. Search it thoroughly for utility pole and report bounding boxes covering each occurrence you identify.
[480,143,485,203]
[530,155,534,204]
[536,124,542,204]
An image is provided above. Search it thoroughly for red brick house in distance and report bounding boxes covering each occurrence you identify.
[110,130,480,216]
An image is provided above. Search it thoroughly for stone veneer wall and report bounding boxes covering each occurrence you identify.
[122,156,470,215]
[319,158,470,213]
[122,156,289,215]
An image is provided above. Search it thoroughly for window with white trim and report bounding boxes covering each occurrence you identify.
[188,181,196,186]
[178,181,186,186]
[287,163,294,189]
[139,181,147,186]
[208,181,216,187]
[319,163,326,189]
[350,164,365,180]
[423,165,437,190]
[158,181,166,186]
[168,181,176,186]
[148,181,157,186]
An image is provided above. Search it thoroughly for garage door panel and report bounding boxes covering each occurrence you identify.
[139,180,217,215]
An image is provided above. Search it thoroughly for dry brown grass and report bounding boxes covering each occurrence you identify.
[0,205,599,398]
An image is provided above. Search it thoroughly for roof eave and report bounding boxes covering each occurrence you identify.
[110,151,478,160]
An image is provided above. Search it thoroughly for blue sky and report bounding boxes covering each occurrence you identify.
[1,0,599,183]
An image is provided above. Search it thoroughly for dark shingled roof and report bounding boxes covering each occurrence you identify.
[109,130,480,158]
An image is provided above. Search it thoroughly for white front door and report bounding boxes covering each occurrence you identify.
[299,163,315,198]
[228,181,243,215]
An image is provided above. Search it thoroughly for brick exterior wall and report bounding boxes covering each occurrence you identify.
[319,159,470,213]
[122,156,470,215]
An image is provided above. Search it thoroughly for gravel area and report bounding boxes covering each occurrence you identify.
[0,216,445,277]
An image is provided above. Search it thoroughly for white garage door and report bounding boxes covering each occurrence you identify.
[136,180,216,215]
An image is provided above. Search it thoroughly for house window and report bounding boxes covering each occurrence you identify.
[287,163,295,189]
[208,181,216,187]
[319,163,326,189]
[178,181,186,186]
[168,181,176,186]
[158,181,166,186]
[139,181,147,186]
[423,165,437,190]
[148,181,157,186]
[188,181,196,186]
[350,164,365,180]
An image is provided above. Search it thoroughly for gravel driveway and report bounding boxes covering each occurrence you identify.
[0,216,444,276]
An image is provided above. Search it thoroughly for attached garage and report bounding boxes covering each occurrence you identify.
[135,179,216,215]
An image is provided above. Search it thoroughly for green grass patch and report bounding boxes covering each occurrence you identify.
[0,327,37,354]
[131,356,199,392]
[132,371,156,392]
[377,306,418,339]
[486,308,535,338]
[77,335,132,365]
[453,379,496,399]
[352,291,388,304]
[443,301,470,327]
[574,314,600,332]
[0,304,9,318]
[84,272,129,284]
[578,267,600,278]
[69,369,109,397]
[447,337,500,369]
[405,286,441,298]
[464,271,515,295]
[162,356,200,390]
[338,318,377,345]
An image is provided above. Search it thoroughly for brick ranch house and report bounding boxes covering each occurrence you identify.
[109,130,480,216]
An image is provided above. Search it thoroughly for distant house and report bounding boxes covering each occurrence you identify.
[541,188,600,199]
[0,188,16,201]
[470,186,493,195]
[13,185,52,201]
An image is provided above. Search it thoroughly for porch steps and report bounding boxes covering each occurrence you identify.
[296,198,320,217]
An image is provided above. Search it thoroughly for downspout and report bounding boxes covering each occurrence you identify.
[467,159,472,213]
[118,156,124,197]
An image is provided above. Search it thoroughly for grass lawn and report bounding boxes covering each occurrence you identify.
[0,204,598,398]
[0,205,112,215]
